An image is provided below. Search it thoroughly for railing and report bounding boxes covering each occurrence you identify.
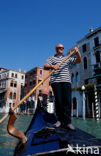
[94,62,101,70]
[0,89,7,93]
[0,98,7,102]
[0,85,7,89]
[93,44,101,50]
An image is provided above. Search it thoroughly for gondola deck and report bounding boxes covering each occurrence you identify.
[14,107,101,156]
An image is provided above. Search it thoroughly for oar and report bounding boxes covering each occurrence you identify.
[0,50,75,124]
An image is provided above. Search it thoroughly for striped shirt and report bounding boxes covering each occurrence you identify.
[46,54,76,84]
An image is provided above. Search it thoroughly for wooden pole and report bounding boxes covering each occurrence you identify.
[92,103,95,119]
[76,101,78,118]
[82,90,86,120]
[71,104,73,117]
[0,50,75,124]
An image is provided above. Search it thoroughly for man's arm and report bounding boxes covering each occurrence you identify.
[44,64,59,70]
[73,47,82,64]
[44,64,53,70]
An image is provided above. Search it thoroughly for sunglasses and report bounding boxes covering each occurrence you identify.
[57,47,64,50]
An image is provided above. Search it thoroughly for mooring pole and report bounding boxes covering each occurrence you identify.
[92,103,95,119]
[99,104,100,118]
[94,85,99,121]
[71,103,73,117]
[82,85,86,120]
[76,101,78,118]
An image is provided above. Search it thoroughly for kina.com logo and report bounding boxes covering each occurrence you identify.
[66,144,100,155]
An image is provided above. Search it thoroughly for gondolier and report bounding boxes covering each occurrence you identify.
[44,44,82,130]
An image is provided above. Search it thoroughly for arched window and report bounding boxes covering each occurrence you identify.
[10,81,13,87]
[14,83,17,87]
[76,72,79,83]
[71,73,75,84]
[13,93,16,99]
[73,97,77,109]
[11,73,14,77]
[9,92,13,99]
[83,57,87,69]
[15,74,17,78]
[9,103,11,108]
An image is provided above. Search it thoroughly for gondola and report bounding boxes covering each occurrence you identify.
[7,105,101,156]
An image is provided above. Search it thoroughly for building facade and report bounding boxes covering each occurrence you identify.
[70,27,101,117]
[21,66,52,113]
[0,68,25,113]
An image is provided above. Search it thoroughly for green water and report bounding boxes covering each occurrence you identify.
[0,114,101,156]
[0,114,33,156]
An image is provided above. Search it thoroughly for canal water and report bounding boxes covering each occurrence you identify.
[0,113,101,156]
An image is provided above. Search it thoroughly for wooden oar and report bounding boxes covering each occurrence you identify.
[0,50,75,124]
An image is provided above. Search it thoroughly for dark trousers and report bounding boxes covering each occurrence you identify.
[51,82,72,125]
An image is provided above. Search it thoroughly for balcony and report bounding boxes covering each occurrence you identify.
[0,85,7,89]
[93,63,101,75]
[0,89,7,94]
[94,63,101,70]
[0,98,7,102]
[93,44,101,51]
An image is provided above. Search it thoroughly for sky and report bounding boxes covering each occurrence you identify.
[0,0,101,72]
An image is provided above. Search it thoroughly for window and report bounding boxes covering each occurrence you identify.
[97,78,101,84]
[40,70,42,75]
[33,70,36,74]
[39,90,42,94]
[96,52,100,63]
[30,81,32,86]
[13,103,15,107]
[25,75,28,78]
[15,74,17,78]
[30,72,33,76]
[4,74,6,78]
[9,103,11,108]
[82,44,87,52]
[10,82,13,87]
[76,72,79,83]
[7,73,9,78]
[94,37,99,47]
[22,75,24,79]
[83,57,87,69]
[13,93,16,99]
[21,83,23,88]
[12,73,14,77]
[14,83,17,87]
[71,73,75,84]
[33,80,36,85]
[9,92,13,99]
[73,97,77,109]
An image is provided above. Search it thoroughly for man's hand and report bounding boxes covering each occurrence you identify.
[52,65,60,70]
[73,46,82,64]
[73,46,79,53]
